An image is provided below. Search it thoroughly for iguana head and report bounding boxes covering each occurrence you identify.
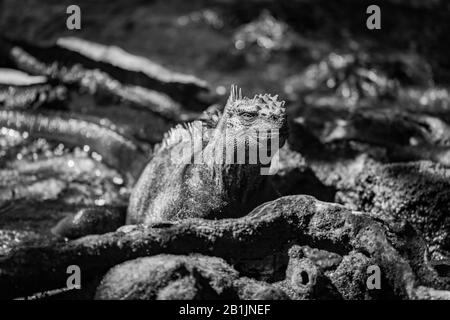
[207,85,287,169]
[164,85,287,175]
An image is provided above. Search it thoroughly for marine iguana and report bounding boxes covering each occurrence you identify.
[52,85,287,236]
[127,85,287,224]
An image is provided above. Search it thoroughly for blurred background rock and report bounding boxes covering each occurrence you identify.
[1,0,449,96]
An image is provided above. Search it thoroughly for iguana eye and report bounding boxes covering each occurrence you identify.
[240,112,257,119]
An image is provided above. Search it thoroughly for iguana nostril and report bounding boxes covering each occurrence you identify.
[300,271,309,285]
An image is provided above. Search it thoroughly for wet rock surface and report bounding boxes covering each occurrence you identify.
[0,0,450,300]
[51,207,126,239]
[95,255,240,300]
[0,195,448,299]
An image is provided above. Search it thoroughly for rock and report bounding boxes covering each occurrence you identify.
[0,68,67,110]
[233,277,290,300]
[413,286,450,300]
[279,245,342,299]
[270,145,336,202]
[0,229,60,256]
[350,161,450,260]
[278,142,450,263]
[232,10,298,61]
[328,251,376,300]
[51,207,125,239]
[1,37,214,119]
[291,245,343,272]
[0,110,148,184]
[1,195,448,299]
[95,254,239,300]
[156,275,219,300]
[284,52,398,104]
[250,286,290,300]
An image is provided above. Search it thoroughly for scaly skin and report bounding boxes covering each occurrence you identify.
[127,85,287,224]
